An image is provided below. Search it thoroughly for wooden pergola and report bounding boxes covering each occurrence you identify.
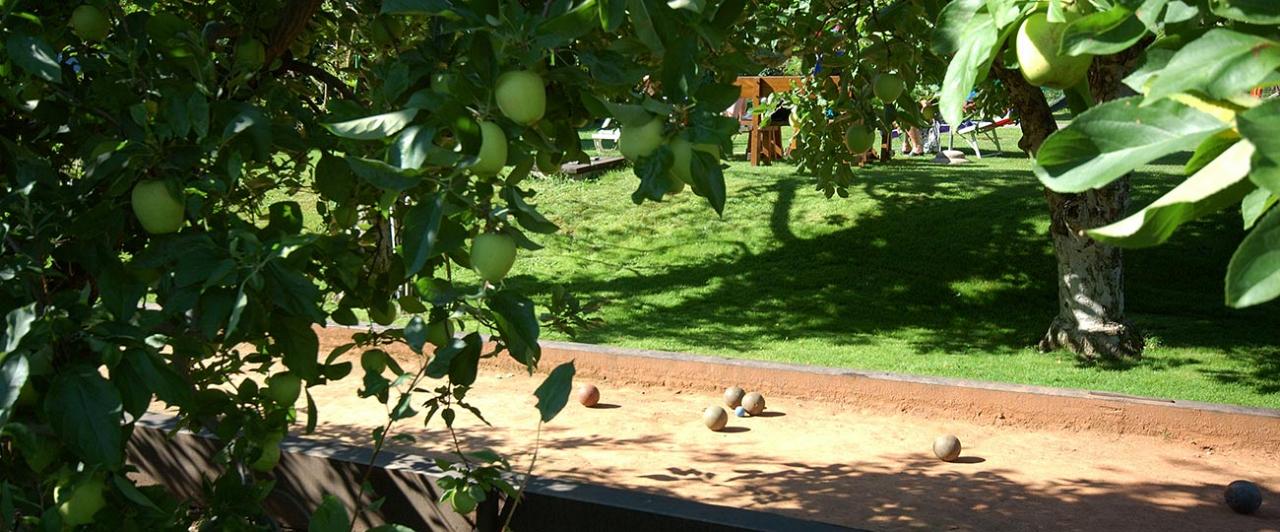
[733,75,844,166]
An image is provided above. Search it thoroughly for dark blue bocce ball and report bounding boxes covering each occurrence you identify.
[1224,480,1263,515]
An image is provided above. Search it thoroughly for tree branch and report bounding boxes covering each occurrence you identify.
[278,57,356,100]
[264,0,324,68]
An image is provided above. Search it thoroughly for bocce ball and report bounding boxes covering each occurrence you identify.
[724,386,745,408]
[1224,480,1263,515]
[934,435,962,462]
[576,384,600,407]
[742,392,766,416]
[703,406,728,431]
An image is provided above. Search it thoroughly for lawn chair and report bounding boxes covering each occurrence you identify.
[591,118,620,152]
[951,112,1014,158]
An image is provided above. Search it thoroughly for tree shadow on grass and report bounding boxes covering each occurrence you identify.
[516,159,1280,396]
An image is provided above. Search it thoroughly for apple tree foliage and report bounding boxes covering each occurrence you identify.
[931,0,1280,308]
[0,0,743,528]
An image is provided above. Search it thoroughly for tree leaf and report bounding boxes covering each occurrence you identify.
[401,194,444,278]
[314,154,356,200]
[533,361,575,423]
[0,354,29,427]
[1210,0,1280,24]
[1061,5,1148,56]
[1033,97,1228,193]
[487,291,541,370]
[1146,29,1280,102]
[1184,130,1241,176]
[45,368,124,468]
[599,0,626,31]
[1088,141,1256,247]
[1227,206,1280,307]
[346,157,423,192]
[539,0,599,45]
[502,186,558,234]
[390,125,458,170]
[1123,47,1173,94]
[1237,98,1280,196]
[2,303,36,354]
[121,349,193,407]
[382,0,471,18]
[424,333,480,379]
[6,35,61,83]
[1241,187,1276,230]
[308,494,350,532]
[626,0,665,55]
[689,151,726,216]
[447,335,481,386]
[631,146,673,204]
[932,0,984,56]
[323,109,418,140]
[112,474,161,511]
[939,8,1002,126]
[404,316,428,354]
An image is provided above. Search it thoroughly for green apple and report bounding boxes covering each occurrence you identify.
[845,124,874,153]
[664,173,686,195]
[264,372,302,405]
[471,121,508,176]
[235,38,266,69]
[495,70,546,125]
[536,150,561,174]
[619,117,665,161]
[368,15,405,46]
[131,179,185,234]
[431,72,454,94]
[56,474,106,526]
[369,300,398,326]
[70,5,109,42]
[15,380,38,409]
[873,74,905,102]
[250,433,284,472]
[1016,13,1093,89]
[922,104,936,121]
[426,319,453,347]
[471,233,517,283]
[667,137,721,185]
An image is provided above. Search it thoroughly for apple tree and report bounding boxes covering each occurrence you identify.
[931,0,1280,357]
[0,0,742,528]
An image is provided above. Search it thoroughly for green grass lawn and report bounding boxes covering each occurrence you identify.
[275,127,1280,408]
[500,128,1280,409]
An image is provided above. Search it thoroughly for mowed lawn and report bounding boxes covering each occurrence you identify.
[499,130,1280,409]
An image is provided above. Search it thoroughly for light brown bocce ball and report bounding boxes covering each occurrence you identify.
[724,386,745,408]
[703,406,728,431]
[576,384,600,407]
[742,392,766,416]
[934,435,962,462]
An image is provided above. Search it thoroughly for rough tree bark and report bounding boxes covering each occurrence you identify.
[992,53,1145,360]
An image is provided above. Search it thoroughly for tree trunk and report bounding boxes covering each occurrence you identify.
[991,61,1144,360]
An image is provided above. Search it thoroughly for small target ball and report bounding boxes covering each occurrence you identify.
[734,406,748,417]
[576,384,600,407]
[724,386,745,408]
[933,435,962,462]
[703,406,728,431]
[1224,480,1263,515]
[742,392,765,416]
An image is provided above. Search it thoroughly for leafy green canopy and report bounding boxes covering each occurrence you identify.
[0,0,746,527]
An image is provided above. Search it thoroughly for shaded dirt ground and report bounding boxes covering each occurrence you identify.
[303,340,1280,531]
